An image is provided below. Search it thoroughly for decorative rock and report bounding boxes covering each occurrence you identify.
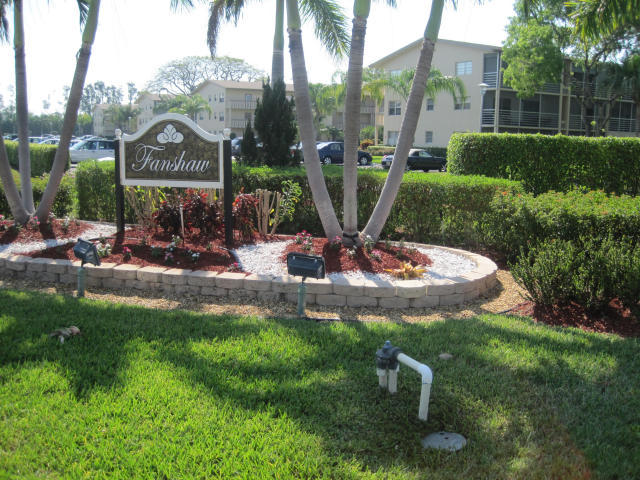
[271,275,300,294]
[186,270,218,287]
[85,263,116,278]
[162,268,192,285]
[378,297,410,309]
[363,278,396,298]
[112,264,140,280]
[425,278,456,296]
[137,266,167,283]
[347,295,378,307]
[45,259,72,274]
[411,295,439,308]
[316,294,347,307]
[243,273,273,291]
[5,255,29,271]
[215,272,246,289]
[303,277,333,295]
[396,280,427,298]
[332,277,365,296]
[421,432,467,451]
[26,257,50,272]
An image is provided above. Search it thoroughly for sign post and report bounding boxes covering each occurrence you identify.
[114,129,125,234]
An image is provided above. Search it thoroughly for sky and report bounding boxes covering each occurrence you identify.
[0,0,515,114]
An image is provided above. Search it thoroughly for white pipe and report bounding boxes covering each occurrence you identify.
[397,353,433,421]
[376,368,388,388]
[388,365,399,394]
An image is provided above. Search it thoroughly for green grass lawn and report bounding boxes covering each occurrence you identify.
[1,289,639,479]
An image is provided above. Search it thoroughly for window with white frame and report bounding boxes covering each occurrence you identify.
[219,94,224,102]
[388,100,401,116]
[219,112,224,121]
[425,131,433,144]
[455,61,472,76]
[455,96,471,110]
[388,130,399,145]
[426,98,434,111]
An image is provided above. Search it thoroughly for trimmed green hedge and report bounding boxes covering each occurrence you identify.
[4,140,70,177]
[0,169,74,218]
[233,166,521,244]
[75,162,522,245]
[447,133,640,195]
[483,189,640,260]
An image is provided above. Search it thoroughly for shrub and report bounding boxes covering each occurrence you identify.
[483,189,640,261]
[4,140,69,177]
[75,160,118,221]
[447,133,640,195]
[360,139,373,150]
[233,191,258,242]
[511,236,640,312]
[0,169,74,218]
[368,145,395,156]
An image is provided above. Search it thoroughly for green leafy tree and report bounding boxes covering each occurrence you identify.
[241,122,258,165]
[253,80,297,167]
[167,94,211,122]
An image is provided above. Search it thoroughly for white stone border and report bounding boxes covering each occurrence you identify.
[0,245,498,309]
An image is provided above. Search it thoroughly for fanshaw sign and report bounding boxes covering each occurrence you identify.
[120,113,223,188]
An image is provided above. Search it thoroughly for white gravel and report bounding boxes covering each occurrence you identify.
[232,241,476,281]
[0,223,118,255]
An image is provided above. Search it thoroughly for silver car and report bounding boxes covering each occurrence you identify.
[69,138,115,163]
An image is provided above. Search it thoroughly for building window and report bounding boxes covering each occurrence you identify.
[209,96,212,103]
[388,101,401,116]
[388,130,399,145]
[219,113,224,121]
[426,98,434,111]
[425,131,433,144]
[455,61,472,75]
[455,96,471,110]
[219,94,224,102]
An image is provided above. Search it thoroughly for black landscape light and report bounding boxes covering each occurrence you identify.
[286,253,325,317]
[73,238,100,297]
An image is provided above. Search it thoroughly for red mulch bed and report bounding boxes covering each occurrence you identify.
[16,221,432,275]
[0,218,93,245]
[506,299,640,338]
[281,237,432,275]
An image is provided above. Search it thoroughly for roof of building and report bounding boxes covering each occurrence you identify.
[369,37,500,69]
[192,79,294,94]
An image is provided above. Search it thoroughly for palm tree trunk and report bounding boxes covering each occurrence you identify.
[343,2,370,246]
[271,0,285,84]
[362,0,444,241]
[36,0,101,220]
[14,0,34,215]
[0,132,30,223]
[286,0,341,240]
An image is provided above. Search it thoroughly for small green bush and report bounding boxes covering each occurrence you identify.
[75,160,128,221]
[512,236,640,312]
[447,133,640,195]
[0,169,74,218]
[483,189,640,260]
[4,140,69,177]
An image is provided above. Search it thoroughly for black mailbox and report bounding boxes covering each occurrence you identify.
[287,253,325,279]
[73,238,101,267]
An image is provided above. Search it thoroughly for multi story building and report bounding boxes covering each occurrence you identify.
[92,104,115,137]
[370,38,638,147]
[190,80,294,137]
[136,92,172,130]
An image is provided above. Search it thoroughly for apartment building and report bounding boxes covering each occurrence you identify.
[370,38,637,147]
[191,80,294,138]
[92,104,115,137]
[136,92,172,130]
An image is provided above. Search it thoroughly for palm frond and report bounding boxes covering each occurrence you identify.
[75,0,89,26]
[0,0,10,43]
[300,0,349,59]
[207,0,248,56]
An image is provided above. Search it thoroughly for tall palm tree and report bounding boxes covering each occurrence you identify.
[362,0,446,241]
[207,0,349,85]
[286,0,343,240]
[342,0,396,246]
[168,94,212,122]
[385,67,467,103]
[572,0,640,39]
[362,68,388,145]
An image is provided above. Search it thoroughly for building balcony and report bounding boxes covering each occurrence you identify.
[481,109,559,129]
[609,117,637,133]
[229,100,258,110]
[230,118,251,128]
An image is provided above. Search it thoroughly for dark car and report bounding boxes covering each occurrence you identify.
[316,142,372,165]
[381,148,446,172]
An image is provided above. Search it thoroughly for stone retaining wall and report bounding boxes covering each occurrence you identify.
[0,246,498,309]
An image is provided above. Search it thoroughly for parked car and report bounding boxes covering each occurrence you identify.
[381,148,446,172]
[38,138,60,145]
[231,137,242,157]
[315,142,372,165]
[69,138,115,163]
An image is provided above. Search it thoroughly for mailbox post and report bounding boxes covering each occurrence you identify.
[286,253,325,317]
[73,239,101,297]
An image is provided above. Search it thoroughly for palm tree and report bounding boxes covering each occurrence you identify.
[286,0,343,240]
[362,0,446,241]
[572,0,640,39]
[362,68,388,145]
[342,0,396,246]
[207,0,349,85]
[168,94,212,122]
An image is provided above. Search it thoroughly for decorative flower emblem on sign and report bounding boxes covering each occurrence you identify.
[157,124,184,144]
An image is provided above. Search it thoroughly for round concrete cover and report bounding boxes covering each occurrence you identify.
[421,432,467,451]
